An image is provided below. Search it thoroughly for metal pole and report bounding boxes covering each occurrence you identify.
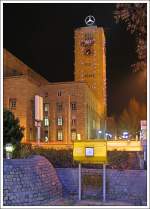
[79,163,81,201]
[37,125,40,145]
[103,164,106,202]
[68,95,71,143]
[104,119,107,140]
[6,152,10,159]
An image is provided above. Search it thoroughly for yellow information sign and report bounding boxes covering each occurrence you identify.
[73,140,107,164]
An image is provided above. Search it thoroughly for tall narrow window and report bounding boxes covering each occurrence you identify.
[71,130,77,140]
[9,98,16,109]
[71,102,77,111]
[71,118,76,126]
[44,103,49,112]
[44,116,49,126]
[56,102,63,112]
[57,130,63,141]
[44,130,49,142]
[57,91,62,96]
[57,116,63,126]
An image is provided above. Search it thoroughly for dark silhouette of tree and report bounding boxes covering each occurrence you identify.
[114,3,147,72]
[106,116,117,138]
[3,109,24,157]
[118,98,146,137]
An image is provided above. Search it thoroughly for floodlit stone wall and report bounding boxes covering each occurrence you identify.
[3,156,62,206]
[56,168,147,205]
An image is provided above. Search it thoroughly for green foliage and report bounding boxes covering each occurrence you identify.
[118,98,146,136]
[3,109,24,157]
[108,151,140,170]
[19,146,78,167]
[114,3,147,72]
[14,144,140,170]
[18,143,33,158]
[108,151,129,170]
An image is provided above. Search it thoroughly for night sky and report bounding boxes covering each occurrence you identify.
[3,3,146,116]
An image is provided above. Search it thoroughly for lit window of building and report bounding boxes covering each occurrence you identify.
[57,130,63,141]
[44,103,49,112]
[44,130,49,142]
[71,130,77,140]
[71,102,77,111]
[58,116,63,126]
[56,102,63,112]
[44,116,49,126]
[9,98,16,109]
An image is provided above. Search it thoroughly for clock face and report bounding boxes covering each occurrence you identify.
[80,32,94,56]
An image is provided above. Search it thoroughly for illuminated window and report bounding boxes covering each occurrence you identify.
[57,130,63,141]
[9,98,16,109]
[56,102,63,112]
[44,116,49,126]
[71,102,77,111]
[58,116,63,126]
[44,130,49,142]
[44,103,49,112]
[71,130,77,140]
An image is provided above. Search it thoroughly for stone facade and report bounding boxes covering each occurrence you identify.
[4,49,48,143]
[4,49,101,148]
[3,155,62,206]
[3,24,107,148]
[56,168,147,206]
[39,82,100,145]
[74,26,107,119]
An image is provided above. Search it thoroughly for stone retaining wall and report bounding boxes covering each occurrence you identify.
[3,155,62,206]
[56,168,147,205]
[3,156,147,206]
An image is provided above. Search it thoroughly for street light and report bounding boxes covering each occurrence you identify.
[98,130,102,138]
[5,143,14,159]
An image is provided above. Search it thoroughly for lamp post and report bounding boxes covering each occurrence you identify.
[5,143,14,159]
[68,95,71,143]
[98,130,102,139]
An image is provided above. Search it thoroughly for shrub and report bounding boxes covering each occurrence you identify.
[3,109,24,158]
[108,151,140,170]
[19,146,78,167]
[19,143,33,158]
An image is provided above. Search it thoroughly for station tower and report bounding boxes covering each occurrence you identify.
[74,15,107,123]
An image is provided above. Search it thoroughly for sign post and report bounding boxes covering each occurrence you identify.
[73,140,107,202]
[37,123,41,145]
[35,95,43,145]
[79,163,81,201]
[103,164,106,202]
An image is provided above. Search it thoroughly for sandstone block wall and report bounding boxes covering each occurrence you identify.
[3,156,62,206]
[56,168,147,205]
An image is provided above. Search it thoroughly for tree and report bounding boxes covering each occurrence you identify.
[114,3,147,72]
[118,98,146,137]
[108,151,140,170]
[106,116,117,138]
[108,151,129,169]
[3,109,24,157]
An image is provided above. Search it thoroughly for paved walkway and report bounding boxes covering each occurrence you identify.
[46,198,135,206]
